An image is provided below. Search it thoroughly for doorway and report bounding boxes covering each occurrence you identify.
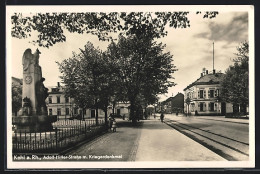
[221,102,226,115]
[117,109,120,116]
[91,110,95,118]
[210,103,214,111]
[200,103,204,111]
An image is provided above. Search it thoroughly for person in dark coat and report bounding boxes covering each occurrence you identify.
[108,115,113,131]
[112,120,117,132]
[160,112,164,123]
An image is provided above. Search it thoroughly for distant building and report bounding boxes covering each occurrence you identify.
[12,77,131,120]
[12,77,23,86]
[12,77,23,116]
[161,93,184,113]
[46,82,130,120]
[109,102,130,118]
[183,69,233,116]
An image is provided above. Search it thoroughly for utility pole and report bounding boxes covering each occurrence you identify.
[213,42,214,71]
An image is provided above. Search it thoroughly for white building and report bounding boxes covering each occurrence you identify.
[46,82,130,120]
[183,70,233,116]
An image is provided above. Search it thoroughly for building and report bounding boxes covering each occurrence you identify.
[161,93,184,113]
[12,77,23,116]
[46,82,130,120]
[108,101,131,118]
[12,77,23,86]
[45,82,74,120]
[183,69,232,116]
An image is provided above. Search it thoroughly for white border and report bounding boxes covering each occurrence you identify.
[6,5,255,169]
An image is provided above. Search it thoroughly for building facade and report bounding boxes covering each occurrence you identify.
[161,93,184,113]
[46,82,130,120]
[183,70,232,116]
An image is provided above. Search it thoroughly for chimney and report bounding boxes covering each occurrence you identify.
[206,70,208,74]
[57,82,60,87]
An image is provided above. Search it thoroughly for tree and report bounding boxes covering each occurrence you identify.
[11,12,218,48]
[185,97,191,116]
[57,42,117,125]
[12,83,22,116]
[106,35,177,123]
[221,41,249,115]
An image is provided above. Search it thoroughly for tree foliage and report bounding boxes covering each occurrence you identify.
[11,11,218,47]
[12,83,22,116]
[221,41,249,114]
[107,35,176,122]
[57,42,118,124]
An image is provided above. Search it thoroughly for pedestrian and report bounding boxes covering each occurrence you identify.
[108,115,113,131]
[160,112,164,123]
[112,120,117,132]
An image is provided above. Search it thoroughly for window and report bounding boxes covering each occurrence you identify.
[57,108,61,116]
[65,97,69,103]
[74,108,78,115]
[48,97,52,104]
[49,109,52,116]
[199,90,204,98]
[209,103,214,111]
[210,90,214,98]
[66,108,70,115]
[200,103,204,111]
[57,96,60,103]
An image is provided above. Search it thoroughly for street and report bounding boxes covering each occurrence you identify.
[164,114,249,161]
[60,114,250,161]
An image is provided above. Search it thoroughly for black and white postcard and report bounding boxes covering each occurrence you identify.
[6,5,255,169]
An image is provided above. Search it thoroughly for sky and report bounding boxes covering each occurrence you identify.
[9,10,249,102]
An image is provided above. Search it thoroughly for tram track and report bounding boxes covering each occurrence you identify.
[164,119,249,161]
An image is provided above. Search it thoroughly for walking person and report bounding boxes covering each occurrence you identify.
[112,119,117,132]
[160,112,164,123]
[108,115,113,131]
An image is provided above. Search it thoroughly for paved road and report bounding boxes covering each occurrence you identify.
[163,114,249,161]
[135,120,225,161]
[63,118,225,161]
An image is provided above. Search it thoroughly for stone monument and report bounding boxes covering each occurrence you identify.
[12,48,57,132]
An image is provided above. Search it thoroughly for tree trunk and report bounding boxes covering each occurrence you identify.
[95,99,99,126]
[233,104,239,114]
[104,107,108,127]
[130,101,137,124]
[112,102,116,114]
[82,108,85,120]
[240,103,247,115]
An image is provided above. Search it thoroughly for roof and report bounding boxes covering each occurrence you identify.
[46,86,64,94]
[12,77,23,85]
[184,73,224,91]
[162,93,184,104]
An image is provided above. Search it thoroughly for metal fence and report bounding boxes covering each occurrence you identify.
[12,119,106,153]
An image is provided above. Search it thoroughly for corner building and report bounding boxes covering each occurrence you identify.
[183,70,233,116]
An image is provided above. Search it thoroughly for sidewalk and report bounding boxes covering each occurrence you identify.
[65,118,226,161]
[194,116,249,124]
[135,119,226,161]
[164,114,249,124]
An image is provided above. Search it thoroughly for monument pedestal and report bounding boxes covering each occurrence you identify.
[13,115,57,132]
[12,48,57,133]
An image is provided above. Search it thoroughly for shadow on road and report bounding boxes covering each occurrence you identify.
[116,120,143,128]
